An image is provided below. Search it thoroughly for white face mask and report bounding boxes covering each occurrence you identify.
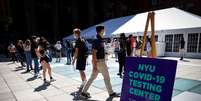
[74,35,77,39]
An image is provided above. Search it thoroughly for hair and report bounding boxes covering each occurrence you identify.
[73,28,81,35]
[120,33,126,41]
[128,34,133,39]
[96,25,104,33]
[25,39,31,46]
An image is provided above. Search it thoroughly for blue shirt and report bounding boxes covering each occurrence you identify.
[92,35,105,59]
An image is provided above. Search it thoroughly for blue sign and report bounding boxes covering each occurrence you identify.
[120,57,177,101]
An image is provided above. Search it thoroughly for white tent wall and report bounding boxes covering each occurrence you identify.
[162,27,201,58]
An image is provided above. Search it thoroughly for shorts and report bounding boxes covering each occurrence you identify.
[40,56,49,63]
[76,58,86,71]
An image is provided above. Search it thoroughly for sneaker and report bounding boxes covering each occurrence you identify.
[50,77,56,82]
[109,92,119,97]
[80,92,91,99]
[43,79,47,83]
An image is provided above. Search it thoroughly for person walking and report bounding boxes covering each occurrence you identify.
[72,28,88,89]
[23,39,33,72]
[180,36,185,60]
[117,33,127,78]
[38,37,55,83]
[80,25,117,99]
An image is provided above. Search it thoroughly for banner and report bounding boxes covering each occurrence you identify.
[120,57,177,101]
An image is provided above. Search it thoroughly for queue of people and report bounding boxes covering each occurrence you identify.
[7,25,159,99]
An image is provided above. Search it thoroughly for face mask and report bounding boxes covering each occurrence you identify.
[74,35,77,39]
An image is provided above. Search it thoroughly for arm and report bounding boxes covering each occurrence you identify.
[72,48,78,65]
[92,49,97,72]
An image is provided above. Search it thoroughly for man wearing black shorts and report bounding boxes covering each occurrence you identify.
[72,28,87,89]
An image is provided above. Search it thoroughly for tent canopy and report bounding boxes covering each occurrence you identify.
[63,15,133,40]
[112,7,201,36]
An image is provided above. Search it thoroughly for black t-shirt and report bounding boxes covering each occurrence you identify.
[75,38,86,59]
[31,42,38,58]
[126,39,132,56]
[92,35,105,59]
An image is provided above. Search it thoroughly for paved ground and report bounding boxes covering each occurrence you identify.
[0,55,201,101]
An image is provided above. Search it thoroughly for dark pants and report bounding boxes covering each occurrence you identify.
[66,49,72,64]
[118,52,126,75]
[25,51,32,70]
[33,58,39,75]
[16,52,25,66]
[11,52,17,62]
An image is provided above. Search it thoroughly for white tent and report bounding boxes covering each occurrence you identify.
[63,15,133,40]
[112,7,201,36]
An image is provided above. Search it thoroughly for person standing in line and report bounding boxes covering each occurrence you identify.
[131,34,136,56]
[23,39,33,72]
[65,40,72,65]
[72,28,88,89]
[8,42,17,63]
[135,36,142,57]
[126,35,133,56]
[54,41,62,63]
[146,37,152,58]
[117,33,127,78]
[16,40,26,67]
[114,39,119,62]
[180,36,185,60]
[80,25,117,99]
[31,36,40,78]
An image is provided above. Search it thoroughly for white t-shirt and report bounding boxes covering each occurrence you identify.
[55,44,62,51]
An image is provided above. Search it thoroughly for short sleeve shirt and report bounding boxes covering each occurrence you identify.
[75,38,85,59]
[92,35,105,59]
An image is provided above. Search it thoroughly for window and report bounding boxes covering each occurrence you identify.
[199,33,201,53]
[187,33,198,53]
[165,35,173,52]
[173,34,183,52]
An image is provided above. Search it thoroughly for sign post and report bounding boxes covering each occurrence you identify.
[120,57,177,101]
[140,12,157,57]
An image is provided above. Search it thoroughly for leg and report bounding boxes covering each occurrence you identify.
[41,61,47,80]
[82,70,99,93]
[98,61,114,95]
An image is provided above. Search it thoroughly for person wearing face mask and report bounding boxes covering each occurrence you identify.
[72,28,88,90]
[80,25,118,99]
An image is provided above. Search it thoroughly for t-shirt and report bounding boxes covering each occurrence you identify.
[92,35,105,59]
[55,44,62,51]
[31,42,38,58]
[75,38,87,59]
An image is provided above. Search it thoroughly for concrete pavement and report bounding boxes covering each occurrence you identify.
[0,55,201,101]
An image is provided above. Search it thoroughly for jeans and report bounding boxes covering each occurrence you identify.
[66,49,72,64]
[33,58,39,75]
[25,51,32,69]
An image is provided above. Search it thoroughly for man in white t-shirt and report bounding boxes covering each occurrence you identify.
[54,41,62,62]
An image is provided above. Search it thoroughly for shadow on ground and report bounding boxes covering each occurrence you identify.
[12,66,24,71]
[26,76,37,81]
[34,82,50,92]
